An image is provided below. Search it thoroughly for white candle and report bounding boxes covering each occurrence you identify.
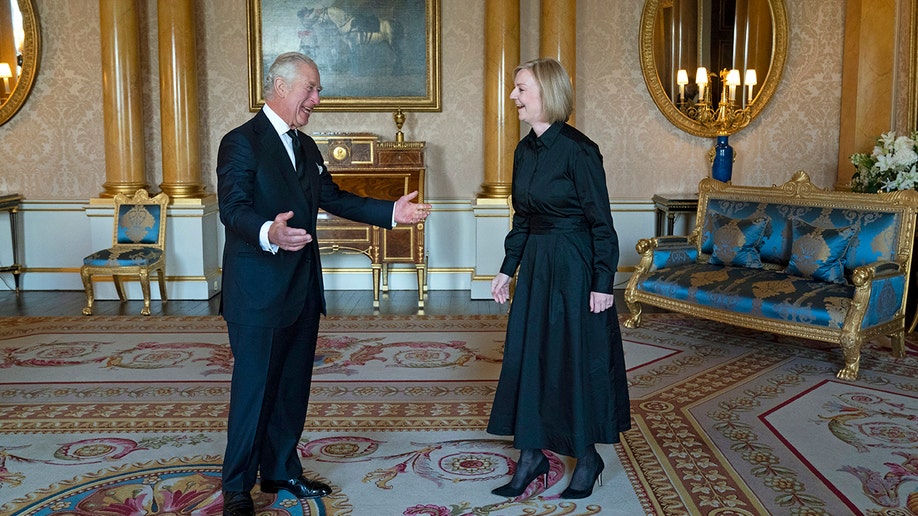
[726,69,741,101]
[0,63,11,95]
[695,67,708,86]
[744,69,757,104]
[695,67,708,103]
[676,69,688,101]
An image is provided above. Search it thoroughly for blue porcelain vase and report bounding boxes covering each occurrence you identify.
[711,135,733,182]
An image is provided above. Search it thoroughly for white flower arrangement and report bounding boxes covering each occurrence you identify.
[850,131,918,193]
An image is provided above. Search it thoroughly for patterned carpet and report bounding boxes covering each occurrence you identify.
[0,313,915,515]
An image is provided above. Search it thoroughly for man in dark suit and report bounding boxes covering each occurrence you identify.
[217,52,431,516]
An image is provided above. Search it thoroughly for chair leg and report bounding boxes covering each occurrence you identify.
[157,267,168,304]
[80,268,94,316]
[113,275,126,301]
[139,271,152,316]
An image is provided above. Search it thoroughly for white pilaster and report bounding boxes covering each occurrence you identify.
[471,197,512,299]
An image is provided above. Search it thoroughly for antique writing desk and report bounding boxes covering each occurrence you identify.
[313,134,427,308]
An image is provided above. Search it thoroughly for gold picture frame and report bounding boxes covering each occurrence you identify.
[247,0,441,112]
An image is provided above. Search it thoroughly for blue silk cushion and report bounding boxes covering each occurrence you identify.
[700,201,900,270]
[707,213,771,268]
[83,247,163,267]
[786,218,857,284]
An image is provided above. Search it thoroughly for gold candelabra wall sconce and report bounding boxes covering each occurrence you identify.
[676,67,757,136]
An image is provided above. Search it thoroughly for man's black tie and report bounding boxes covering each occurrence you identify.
[287,128,305,179]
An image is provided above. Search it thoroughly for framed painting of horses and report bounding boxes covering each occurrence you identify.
[247,0,441,112]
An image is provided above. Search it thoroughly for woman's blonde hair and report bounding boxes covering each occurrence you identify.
[514,57,573,124]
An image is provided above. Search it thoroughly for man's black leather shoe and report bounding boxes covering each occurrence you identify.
[222,490,254,516]
[260,475,332,498]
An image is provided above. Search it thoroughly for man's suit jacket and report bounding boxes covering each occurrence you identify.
[217,110,393,328]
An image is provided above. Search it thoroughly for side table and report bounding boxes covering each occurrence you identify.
[0,194,23,293]
[652,193,699,236]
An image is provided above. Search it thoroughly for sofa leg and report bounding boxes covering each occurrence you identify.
[836,336,861,381]
[890,330,906,358]
[622,304,642,328]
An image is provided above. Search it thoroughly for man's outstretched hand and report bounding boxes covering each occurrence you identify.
[394,191,432,225]
[268,211,313,252]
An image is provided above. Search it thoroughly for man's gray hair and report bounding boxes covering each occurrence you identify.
[263,52,317,99]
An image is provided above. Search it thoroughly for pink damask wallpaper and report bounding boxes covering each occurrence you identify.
[0,1,847,201]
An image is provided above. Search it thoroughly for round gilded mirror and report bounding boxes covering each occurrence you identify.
[0,0,40,127]
[640,0,787,138]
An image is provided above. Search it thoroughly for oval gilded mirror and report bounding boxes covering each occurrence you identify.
[640,0,787,138]
[0,0,40,127]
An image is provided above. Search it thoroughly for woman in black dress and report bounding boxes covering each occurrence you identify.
[488,57,631,500]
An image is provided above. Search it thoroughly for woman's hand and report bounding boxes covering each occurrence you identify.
[491,273,512,304]
[590,291,614,313]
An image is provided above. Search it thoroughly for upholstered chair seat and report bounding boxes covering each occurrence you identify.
[83,247,164,267]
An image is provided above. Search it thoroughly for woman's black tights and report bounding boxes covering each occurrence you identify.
[510,448,547,487]
[561,445,605,498]
[491,448,549,497]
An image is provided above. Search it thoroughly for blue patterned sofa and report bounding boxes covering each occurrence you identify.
[623,171,918,380]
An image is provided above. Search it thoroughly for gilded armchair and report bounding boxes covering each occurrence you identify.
[81,189,169,316]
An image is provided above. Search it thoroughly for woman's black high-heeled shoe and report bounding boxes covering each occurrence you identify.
[560,457,604,499]
[491,454,550,498]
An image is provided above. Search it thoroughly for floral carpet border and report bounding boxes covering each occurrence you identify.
[0,314,509,338]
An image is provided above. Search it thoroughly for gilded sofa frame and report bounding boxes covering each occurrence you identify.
[623,171,918,380]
